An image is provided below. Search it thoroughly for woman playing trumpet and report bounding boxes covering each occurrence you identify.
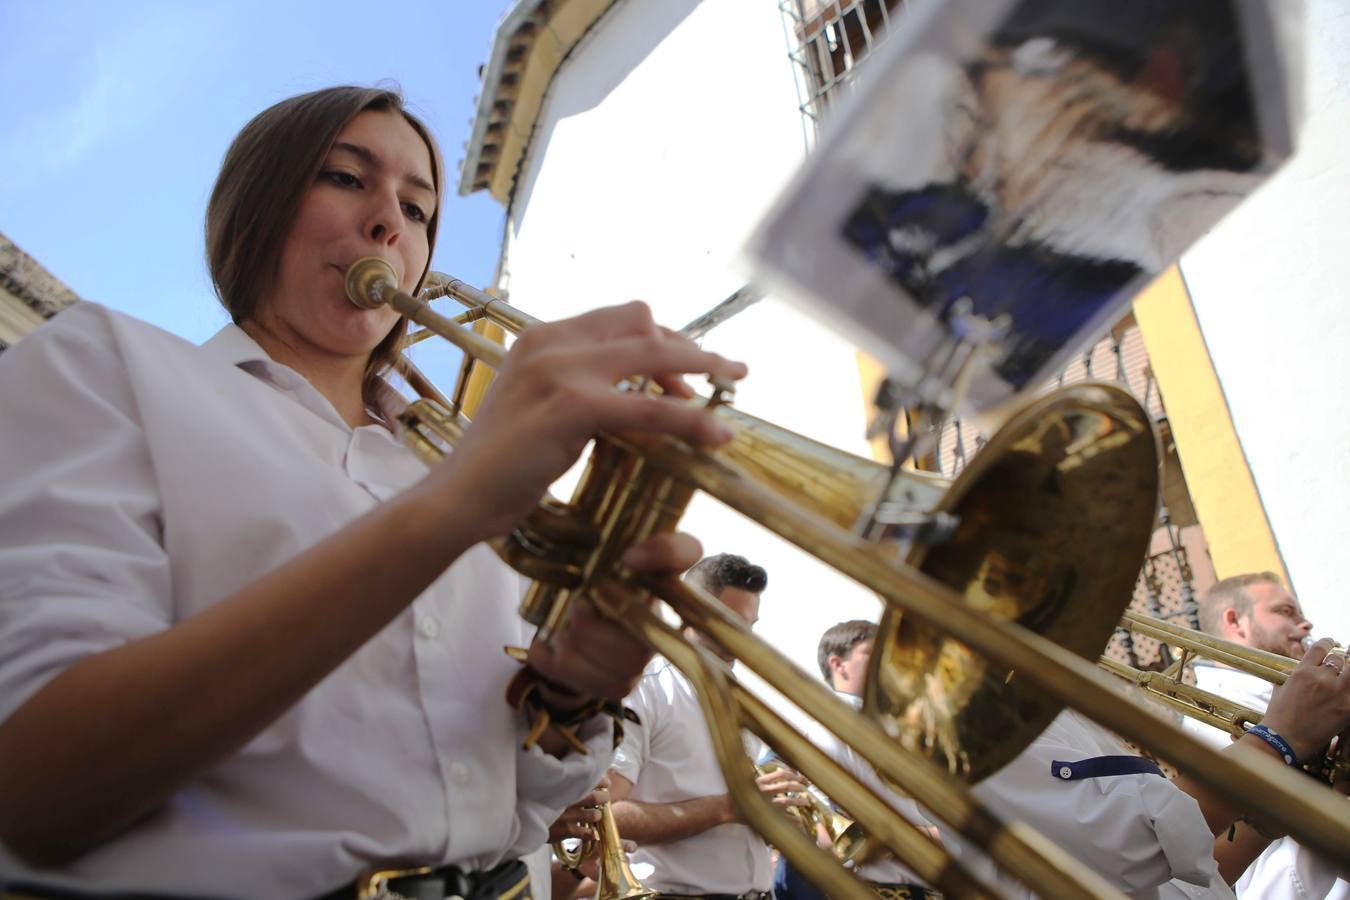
[0,85,745,899]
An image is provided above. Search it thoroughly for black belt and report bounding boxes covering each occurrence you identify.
[2,887,185,900]
[655,892,772,900]
[0,859,532,900]
[316,859,532,900]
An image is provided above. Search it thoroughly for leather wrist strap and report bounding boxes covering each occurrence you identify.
[504,648,639,753]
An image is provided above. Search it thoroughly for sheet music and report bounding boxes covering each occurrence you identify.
[747,0,1301,413]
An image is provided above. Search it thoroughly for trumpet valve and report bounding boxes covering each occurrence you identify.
[706,375,736,407]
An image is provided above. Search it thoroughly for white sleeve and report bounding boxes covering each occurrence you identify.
[508,714,616,859]
[0,305,172,725]
[1236,837,1350,900]
[610,677,654,786]
[521,844,554,900]
[962,714,1220,894]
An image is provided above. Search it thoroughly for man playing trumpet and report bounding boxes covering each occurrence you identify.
[1187,573,1348,898]
[606,554,807,900]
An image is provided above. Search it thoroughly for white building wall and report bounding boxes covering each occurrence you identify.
[495,0,1347,699]
[500,0,893,685]
[1180,0,1350,642]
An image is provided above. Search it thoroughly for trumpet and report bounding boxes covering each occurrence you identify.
[755,762,866,864]
[554,798,654,900]
[1104,611,1350,784]
[346,257,1350,898]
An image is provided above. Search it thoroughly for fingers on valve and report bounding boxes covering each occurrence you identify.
[604,391,734,447]
[596,334,746,385]
[1305,637,1339,668]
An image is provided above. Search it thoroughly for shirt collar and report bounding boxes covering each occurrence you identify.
[200,323,410,433]
[200,321,286,371]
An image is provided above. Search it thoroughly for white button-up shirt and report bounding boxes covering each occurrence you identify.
[0,303,611,898]
[1183,665,1273,751]
[1187,665,1348,900]
[611,658,774,895]
[943,710,1230,899]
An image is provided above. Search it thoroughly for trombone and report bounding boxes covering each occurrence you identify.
[346,258,1350,898]
[1104,611,1349,784]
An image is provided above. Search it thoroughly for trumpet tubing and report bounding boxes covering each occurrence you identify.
[1107,611,1349,783]
[345,258,1350,896]
[554,800,654,900]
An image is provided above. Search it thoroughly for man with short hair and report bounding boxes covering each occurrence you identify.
[811,619,940,899]
[817,619,876,696]
[607,554,805,900]
[1187,573,1346,898]
[1195,572,1312,661]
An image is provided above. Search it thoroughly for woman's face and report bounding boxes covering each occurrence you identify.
[254,108,437,362]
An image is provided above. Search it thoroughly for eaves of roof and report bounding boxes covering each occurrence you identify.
[458,0,621,204]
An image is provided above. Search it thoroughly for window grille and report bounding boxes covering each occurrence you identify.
[779,0,907,129]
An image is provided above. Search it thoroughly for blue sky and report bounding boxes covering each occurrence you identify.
[1,0,516,352]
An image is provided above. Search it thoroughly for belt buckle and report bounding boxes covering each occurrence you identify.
[357,864,436,900]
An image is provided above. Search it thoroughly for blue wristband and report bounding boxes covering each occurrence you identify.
[1248,723,1300,767]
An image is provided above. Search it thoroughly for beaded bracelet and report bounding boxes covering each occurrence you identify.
[1247,723,1300,768]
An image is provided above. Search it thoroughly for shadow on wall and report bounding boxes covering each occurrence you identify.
[509,0,702,217]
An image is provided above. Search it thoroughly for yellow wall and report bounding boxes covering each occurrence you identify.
[459,319,506,417]
[1132,267,1287,583]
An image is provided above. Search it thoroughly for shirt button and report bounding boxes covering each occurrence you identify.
[1058,766,1073,780]
[449,763,470,785]
[419,616,440,639]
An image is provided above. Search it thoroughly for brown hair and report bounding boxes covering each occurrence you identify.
[817,619,876,682]
[683,553,767,599]
[1197,571,1283,636]
[205,85,444,405]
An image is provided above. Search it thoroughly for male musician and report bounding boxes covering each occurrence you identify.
[1189,573,1348,899]
[812,620,941,899]
[607,553,803,900]
[818,619,875,697]
[943,613,1350,898]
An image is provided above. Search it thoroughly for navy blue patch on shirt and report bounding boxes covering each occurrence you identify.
[1051,755,1164,781]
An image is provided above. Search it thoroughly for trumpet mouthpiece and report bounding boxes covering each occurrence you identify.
[345,256,398,310]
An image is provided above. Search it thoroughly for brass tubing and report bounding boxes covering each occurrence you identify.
[1098,656,1265,737]
[369,263,1349,877]
[646,576,1127,899]
[449,347,477,418]
[1103,620,1348,783]
[387,289,506,368]
[346,258,507,368]
[620,439,1350,869]
[628,605,881,900]
[400,358,454,412]
[730,683,1001,898]
[1119,611,1293,683]
[427,273,542,333]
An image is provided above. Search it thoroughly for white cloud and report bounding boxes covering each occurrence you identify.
[0,3,235,192]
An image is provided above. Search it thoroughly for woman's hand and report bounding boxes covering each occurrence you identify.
[527,531,702,700]
[433,301,746,544]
